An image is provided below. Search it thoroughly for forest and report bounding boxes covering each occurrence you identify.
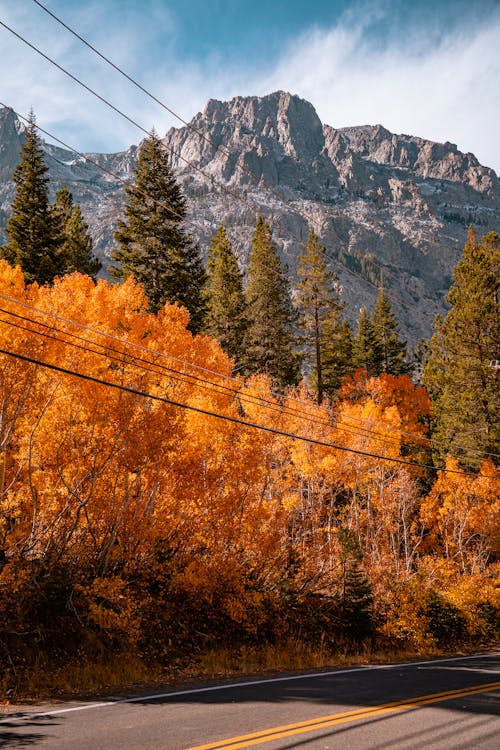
[0,116,498,698]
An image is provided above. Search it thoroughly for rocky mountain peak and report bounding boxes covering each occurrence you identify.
[340,124,496,192]
[1,94,499,346]
[166,92,326,186]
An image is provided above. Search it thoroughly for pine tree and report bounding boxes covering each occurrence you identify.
[423,229,500,468]
[0,111,63,283]
[321,318,355,395]
[353,306,382,376]
[295,229,346,402]
[52,188,101,279]
[203,225,247,367]
[112,131,206,332]
[243,216,299,388]
[371,283,409,375]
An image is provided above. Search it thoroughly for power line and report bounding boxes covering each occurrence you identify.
[0,303,421,451]
[0,93,429,445]
[0,343,490,478]
[2,291,497,461]
[31,0,325,234]
[0,311,335,434]
[29,0,441,321]
[0,20,243,206]
[0,23,489,457]
[0,15,411,311]
[0,292,432,453]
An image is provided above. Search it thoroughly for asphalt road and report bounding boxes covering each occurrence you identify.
[1,653,499,749]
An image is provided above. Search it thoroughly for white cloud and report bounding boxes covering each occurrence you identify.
[1,0,499,175]
[259,9,500,173]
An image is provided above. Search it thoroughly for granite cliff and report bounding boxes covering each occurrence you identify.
[1,92,499,343]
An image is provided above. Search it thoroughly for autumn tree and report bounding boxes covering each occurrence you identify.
[371,284,409,375]
[243,217,299,388]
[112,131,206,331]
[423,229,500,468]
[0,111,63,283]
[295,229,346,403]
[203,225,247,367]
[52,188,101,279]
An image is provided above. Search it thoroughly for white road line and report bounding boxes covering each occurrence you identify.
[1,651,499,724]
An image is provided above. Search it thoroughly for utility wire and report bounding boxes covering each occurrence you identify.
[0,343,490,478]
[0,312,337,435]
[30,0,440,321]
[0,16,414,312]
[0,24,490,455]
[0,294,433,452]
[0,306,420,450]
[0,93,433,452]
[2,292,497,460]
[0,20,244,206]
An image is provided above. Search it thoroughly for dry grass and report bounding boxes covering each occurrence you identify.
[4,640,459,703]
[191,639,431,679]
[12,653,157,700]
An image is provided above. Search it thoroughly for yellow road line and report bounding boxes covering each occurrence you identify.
[188,680,500,750]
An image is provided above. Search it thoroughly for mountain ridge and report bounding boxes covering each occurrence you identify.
[1,92,499,344]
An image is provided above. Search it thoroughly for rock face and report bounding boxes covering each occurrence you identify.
[1,92,499,344]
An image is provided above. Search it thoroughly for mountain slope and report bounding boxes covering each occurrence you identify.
[1,93,499,343]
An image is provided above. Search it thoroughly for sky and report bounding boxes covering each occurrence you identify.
[1,0,499,174]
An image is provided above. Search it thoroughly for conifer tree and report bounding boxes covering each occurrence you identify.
[295,229,346,402]
[371,283,409,375]
[52,188,101,279]
[353,306,382,376]
[203,225,247,367]
[112,131,206,332]
[0,111,63,283]
[243,216,299,388]
[423,229,500,468]
[321,318,355,395]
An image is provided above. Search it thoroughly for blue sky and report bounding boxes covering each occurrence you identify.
[1,0,499,173]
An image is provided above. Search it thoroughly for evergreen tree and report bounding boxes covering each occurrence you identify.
[243,217,299,388]
[371,283,409,375]
[353,306,382,376]
[112,131,206,332]
[203,225,247,367]
[295,230,346,403]
[423,229,500,468]
[321,318,355,395]
[0,111,63,283]
[52,188,101,279]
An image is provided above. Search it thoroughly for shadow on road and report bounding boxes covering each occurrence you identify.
[0,715,59,748]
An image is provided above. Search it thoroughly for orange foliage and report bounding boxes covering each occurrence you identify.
[0,263,498,683]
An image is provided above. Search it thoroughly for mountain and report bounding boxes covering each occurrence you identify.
[1,92,499,344]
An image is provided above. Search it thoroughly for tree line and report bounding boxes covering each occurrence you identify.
[0,117,410,394]
[0,112,498,694]
[1,113,498,468]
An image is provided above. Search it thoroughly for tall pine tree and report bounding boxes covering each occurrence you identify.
[371,283,409,375]
[203,225,247,367]
[353,306,382,376]
[52,188,101,279]
[423,229,500,468]
[321,318,355,395]
[112,131,206,332]
[243,217,299,388]
[1,111,63,284]
[295,229,346,403]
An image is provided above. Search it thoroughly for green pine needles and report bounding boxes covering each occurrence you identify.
[1,112,63,284]
[112,131,206,332]
[243,216,300,388]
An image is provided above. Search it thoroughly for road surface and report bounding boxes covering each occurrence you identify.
[1,652,499,749]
